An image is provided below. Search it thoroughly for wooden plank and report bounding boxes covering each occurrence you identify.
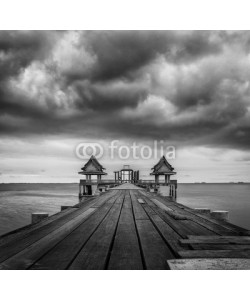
[108,193,143,270]
[31,195,120,270]
[178,249,250,258]
[68,194,124,270]
[90,190,117,207]
[0,207,77,247]
[143,191,250,235]
[0,208,96,270]
[140,204,184,254]
[179,220,217,236]
[123,191,132,209]
[130,191,149,220]
[30,192,121,270]
[151,201,236,236]
[151,193,250,235]
[141,193,217,238]
[0,190,116,263]
[136,219,175,269]
[143,203,196,238]
[0,190,111,245]
[150,198,173,212]
[180,236,250,244]
[167,258,250,270]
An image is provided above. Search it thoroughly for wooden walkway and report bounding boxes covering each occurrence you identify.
[0,184,250,270]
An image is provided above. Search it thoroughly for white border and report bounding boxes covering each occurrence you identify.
[0,0,250,29]
[0,271,249,300]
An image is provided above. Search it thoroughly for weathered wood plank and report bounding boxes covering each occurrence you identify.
[108,192,143,270]
[179,220,217,236]
[30,192,121,270]
[0,207,77,247]
[141,192,237,236]
[150,198,173,212]
[0,191,112,246]
[0,190,116,263]
[167,258,250,270]
[68,194,124,270]
[144,203,196,238]
[140,204,184,255]
[178,249,250,258]
[130,191,149,220]
[149,192,250,235]
[0,208,96,270]
[136,219,175,269]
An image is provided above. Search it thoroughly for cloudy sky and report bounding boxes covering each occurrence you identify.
[1,30,250,183]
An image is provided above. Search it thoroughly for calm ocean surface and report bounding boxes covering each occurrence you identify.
[0,183,250,236]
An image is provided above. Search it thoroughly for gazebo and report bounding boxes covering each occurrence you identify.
[78,155,107,196]
[150,156,176,185]
[114,165,139,184]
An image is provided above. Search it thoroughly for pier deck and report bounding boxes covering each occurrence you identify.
[0,184,250,270]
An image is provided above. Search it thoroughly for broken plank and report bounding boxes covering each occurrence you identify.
[138,199,145,204]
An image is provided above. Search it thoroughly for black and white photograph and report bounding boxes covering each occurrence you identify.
[0,3,250,298]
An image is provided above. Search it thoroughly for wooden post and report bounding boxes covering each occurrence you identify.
[211,210,229,221]
[194,208,211,215]
[79,183,81,198]
[31,212,49,224]
[61,206,73,211]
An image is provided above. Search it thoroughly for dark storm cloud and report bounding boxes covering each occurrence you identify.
[0,30,250,150]
[0,31,58,80]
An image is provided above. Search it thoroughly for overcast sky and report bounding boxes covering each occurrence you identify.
[1,30,250,183]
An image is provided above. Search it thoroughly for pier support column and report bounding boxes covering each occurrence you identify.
[165,175,170,185]
[79,183,81,198]
[31,213,49,224]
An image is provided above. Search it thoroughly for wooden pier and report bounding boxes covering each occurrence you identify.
[0,183,250,270]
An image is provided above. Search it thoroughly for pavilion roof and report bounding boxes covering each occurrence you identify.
[80,155,106,175]
[151,156,175,174]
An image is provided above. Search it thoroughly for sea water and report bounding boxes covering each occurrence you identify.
[0,183,249,236]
